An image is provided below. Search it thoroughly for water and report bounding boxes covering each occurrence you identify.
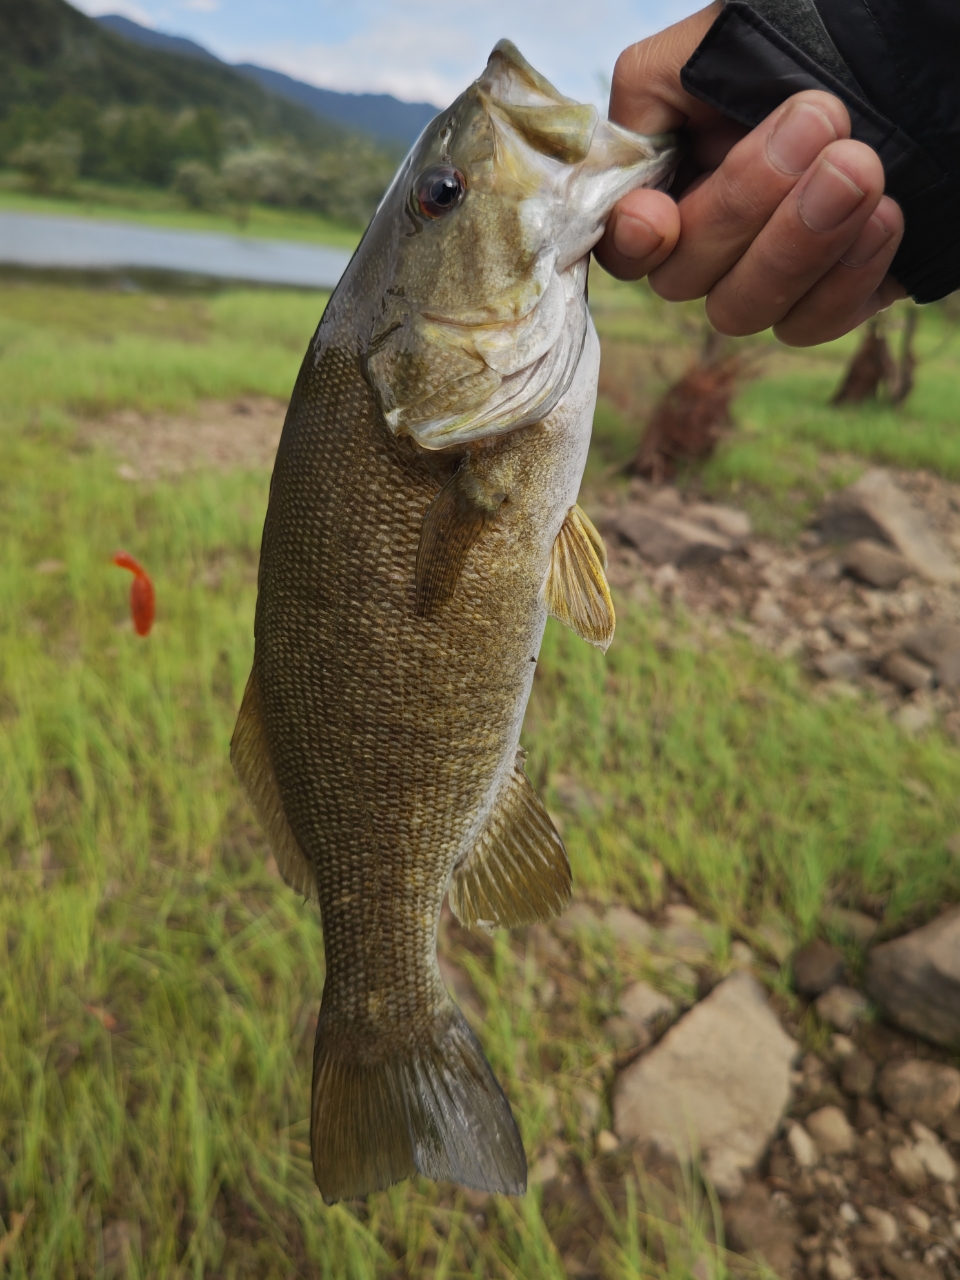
[0,211,352,288]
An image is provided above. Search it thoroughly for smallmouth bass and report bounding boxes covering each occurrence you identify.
[232,41,674,1202]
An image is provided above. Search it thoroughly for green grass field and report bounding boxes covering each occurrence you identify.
[1,266,959,1277]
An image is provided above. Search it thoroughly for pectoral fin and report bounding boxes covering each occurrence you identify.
[449,752,571,931]
[415,463,506,617]
[544,504,615,651]
[230,671,317,901]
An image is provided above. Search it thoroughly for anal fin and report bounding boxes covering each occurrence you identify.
[416,462,506,617]
[449,752,571,931]
[230,670,317,901]
[544,503,615,651]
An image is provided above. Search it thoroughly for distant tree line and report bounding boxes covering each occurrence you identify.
[0,95,397,225]
[0,0,399,227]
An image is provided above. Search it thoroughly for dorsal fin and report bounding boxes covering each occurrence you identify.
[448,752,571,931]
[544,504,615,651]
[230,671,317,901]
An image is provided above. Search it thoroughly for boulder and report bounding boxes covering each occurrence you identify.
[815,470,960,583]
[866,907,960,1048]
[841,538,913,589]
[877,1059,960,1127]
[612,972,797,1197]
[617,506,732,567]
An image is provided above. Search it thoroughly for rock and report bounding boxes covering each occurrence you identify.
[840,1050,876,1098]
[757,919,795,965]
[686,502,752,541]
[612,972,797,1197]
[903,624,960,688]
[528,1147,561,1185]
[841,538,913,589]
[815,986,869,1033]
[659,908,714,962]
[911,1122,958,1182]
[787,1120,819,1168]
[596,1129,619,1155]
[880,651,934,691]
[827,907,879,945]
[825,1253,856,1280]
[881,1249,939,1280]
[806,1106,857,1155]
[723,1182,800,1279]
[862,1206,899,1245]
[751,594,787,627]
[815,470,960,584]
[604,905,654,949]
[554,901,602,939]
[826,613,872,649]
[617,506,732,567]
[892,703,934,735]
[730,940,756,967]
[604,1015,652,1055]
[619,980,674,1026]
[890,1144,928,1192]
[903,1204,931,1233]
[793,938,845,996]
[878,1059,960,1126]
[574,1086,603,1137]
[814,651,864,682]
[866,908,960,1049]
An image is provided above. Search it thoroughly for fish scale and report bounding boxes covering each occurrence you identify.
[231,38,675,1202]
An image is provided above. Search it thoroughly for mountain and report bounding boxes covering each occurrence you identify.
[96,14,219,65]
[234,66,437,150]
[95,14,438,149]
[0,0,344,150]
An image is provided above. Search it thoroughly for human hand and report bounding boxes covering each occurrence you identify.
[594,2,906,346]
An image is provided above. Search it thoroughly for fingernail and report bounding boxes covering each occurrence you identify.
[798,159,865,232]
[613,211,664,260]
[840,213,894,266]
[767,101,837,175]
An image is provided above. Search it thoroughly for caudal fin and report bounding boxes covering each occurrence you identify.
[311,1004,526,1202]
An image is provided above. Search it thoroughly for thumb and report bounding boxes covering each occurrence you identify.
[610,2,723,135]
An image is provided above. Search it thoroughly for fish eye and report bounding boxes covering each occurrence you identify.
[416,166,466,219]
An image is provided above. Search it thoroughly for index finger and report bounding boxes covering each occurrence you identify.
[649,90,852,302]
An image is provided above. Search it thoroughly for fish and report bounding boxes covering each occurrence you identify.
[113,550,155,636]
[231,40,675,1203]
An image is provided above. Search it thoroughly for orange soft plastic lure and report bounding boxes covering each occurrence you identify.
[113,551,155,636]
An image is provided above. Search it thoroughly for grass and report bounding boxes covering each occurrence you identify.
[589,272,960,537]
[1,269,959,1277]
[0,171,363,250]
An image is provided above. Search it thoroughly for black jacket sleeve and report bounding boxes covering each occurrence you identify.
[680,0,960,303]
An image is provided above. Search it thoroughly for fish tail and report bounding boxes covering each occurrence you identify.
[311,1003,526,1202]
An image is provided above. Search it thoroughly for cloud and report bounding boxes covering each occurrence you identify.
[181,0,220,10]
[220,0,699,107]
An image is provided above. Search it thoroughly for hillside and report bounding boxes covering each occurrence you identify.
[0,0,344,150]
[97,13,439,148]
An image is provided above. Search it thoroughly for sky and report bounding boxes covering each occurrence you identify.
[72,0,703,108]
